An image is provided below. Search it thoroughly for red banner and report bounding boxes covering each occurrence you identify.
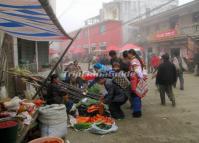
[155,29,177,40]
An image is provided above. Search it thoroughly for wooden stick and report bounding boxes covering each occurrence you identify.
[32,30,81,99]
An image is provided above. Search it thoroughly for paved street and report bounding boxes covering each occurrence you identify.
[67,74,199,143]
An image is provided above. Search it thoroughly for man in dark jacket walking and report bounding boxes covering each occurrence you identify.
[156,53,177,107]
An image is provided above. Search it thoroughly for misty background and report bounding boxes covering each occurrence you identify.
[55,0,194,32]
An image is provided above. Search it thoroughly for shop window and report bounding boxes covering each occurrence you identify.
[91,43,97,51]
[192,12,199,23]
[169,15,179,29]
[99,24,106,34]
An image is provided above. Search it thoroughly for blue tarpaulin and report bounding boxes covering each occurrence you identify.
[0,0,71,41]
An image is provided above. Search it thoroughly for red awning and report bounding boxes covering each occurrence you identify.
[121,44,144,51]
[106,45,120,51]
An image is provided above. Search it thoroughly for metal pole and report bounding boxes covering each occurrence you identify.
[88,26,91,54]
[32,29,81,99]
[35,41,39,72]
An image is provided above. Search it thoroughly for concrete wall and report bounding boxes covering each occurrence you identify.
[101,0,178,43]
[179,14,192,27]
[71,21,123,50]
[1,34,15,97]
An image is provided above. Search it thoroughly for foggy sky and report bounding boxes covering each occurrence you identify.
[56,0,194,32]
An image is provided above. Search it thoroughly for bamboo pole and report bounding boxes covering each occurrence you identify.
[32,30,81,99]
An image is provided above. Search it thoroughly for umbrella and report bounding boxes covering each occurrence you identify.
[106,45,120,51]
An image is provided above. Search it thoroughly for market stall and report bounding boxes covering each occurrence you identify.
[0,0,73,142]
[3,68,118,137]
[0,0,119,142]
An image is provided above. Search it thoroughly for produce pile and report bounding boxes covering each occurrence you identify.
[72,98,118,135]
[6,68,118,135]
[0,97,43,125]
[76,115,114,125]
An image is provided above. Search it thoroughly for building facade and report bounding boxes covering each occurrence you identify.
[100,0,178,21]
[129,0,199,60]
[69,20,123,53]
[85,0,178,44]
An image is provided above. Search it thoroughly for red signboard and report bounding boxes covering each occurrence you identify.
[155,29,177,40]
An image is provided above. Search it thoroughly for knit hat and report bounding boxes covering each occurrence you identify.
[94,63,102,69]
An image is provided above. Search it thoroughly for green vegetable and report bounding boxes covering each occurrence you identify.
[88,84,101,94]
[96,123,112,130]
[74,123,92,130]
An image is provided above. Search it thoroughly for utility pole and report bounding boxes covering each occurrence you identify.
[87,26,91,54]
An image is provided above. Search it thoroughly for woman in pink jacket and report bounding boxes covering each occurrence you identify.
[128,49,145,118]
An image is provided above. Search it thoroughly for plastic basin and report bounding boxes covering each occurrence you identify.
[29,136,64,143]
[0,118,18,143]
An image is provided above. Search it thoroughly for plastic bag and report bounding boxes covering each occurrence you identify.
[59,72,66,81]
[0,86,8,100]
[18,111,32,125]
[39,104,68,137]
[136,79,148,98]
[41,121,67,137]
[88,123,118,135]
[39,104,67,125]
[3,97,22,111]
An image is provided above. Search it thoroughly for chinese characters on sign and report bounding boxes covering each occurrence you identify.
[155,29,177,40]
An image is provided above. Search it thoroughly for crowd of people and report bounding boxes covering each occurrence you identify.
[46,48,197,121]
[70,49,147,119]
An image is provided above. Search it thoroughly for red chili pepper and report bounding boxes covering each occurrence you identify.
[0,121,17,129]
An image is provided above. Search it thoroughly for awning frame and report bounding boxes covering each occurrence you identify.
[39,0,72,40]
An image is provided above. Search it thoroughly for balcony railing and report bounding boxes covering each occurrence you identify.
[180,23,199,36]
[135,23,199,43]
